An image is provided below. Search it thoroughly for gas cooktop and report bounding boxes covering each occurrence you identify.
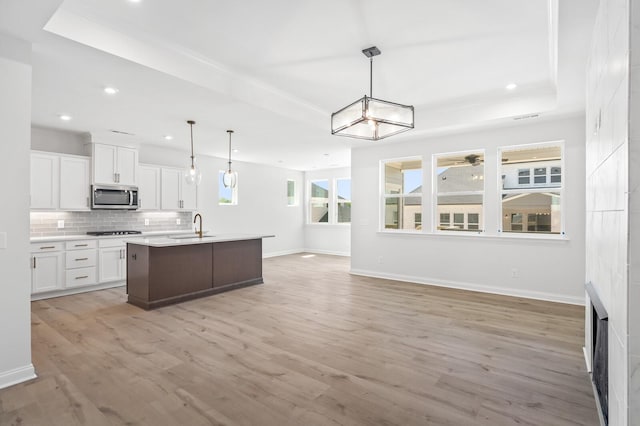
[86,230,142,236]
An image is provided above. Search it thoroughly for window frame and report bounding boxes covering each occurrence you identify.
[498,141,565,237]
[287,179,297,206]
[433,149,485,234]
[308,179,330,224]
[306,177,351,225]
[379,156,423,233]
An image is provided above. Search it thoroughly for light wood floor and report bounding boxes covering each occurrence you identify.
[0,254,597,426]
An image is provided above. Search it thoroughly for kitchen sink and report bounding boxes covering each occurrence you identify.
[169,234,215,239]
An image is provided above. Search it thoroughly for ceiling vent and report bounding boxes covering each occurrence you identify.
[110,129,136,136]
[513,114,540,121]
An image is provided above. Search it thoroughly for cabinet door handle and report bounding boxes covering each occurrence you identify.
[75,276,89,280]
[74,244,88,247]
[75,257,88,261]
[131,253,137,260]
[33,257,36,269]
[40,246,56,249]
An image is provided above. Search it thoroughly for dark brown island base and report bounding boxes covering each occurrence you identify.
[126,234,273,310]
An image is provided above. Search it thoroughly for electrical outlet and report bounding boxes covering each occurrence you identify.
[57,220,64,229]
[176,218,181,225]
[144,218,150,226]
[511,268,519,278]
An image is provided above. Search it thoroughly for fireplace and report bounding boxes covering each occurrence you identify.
[586,282,608,425]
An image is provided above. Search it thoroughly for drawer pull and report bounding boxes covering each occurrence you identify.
[75,275,89,280]
[40,246,56,249]
[74,244,89,247]
[75,258,89,261]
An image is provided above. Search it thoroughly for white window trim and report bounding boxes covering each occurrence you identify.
[497,140,565,237]
[306,177,351,225]
[379,156,423,233]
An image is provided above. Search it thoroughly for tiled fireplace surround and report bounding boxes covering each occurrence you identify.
[30,211,193,237]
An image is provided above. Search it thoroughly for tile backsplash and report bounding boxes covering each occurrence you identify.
[30,211,192,237]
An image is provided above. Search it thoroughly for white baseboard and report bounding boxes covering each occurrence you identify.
[263,249,305,258]
[349,268,584,306]
[31,281,125,301]
[303,249,351,257]
[263,249,351,258]
[583,346,592,373]
[0,364,36,390]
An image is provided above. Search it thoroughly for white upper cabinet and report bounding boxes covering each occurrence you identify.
[60,156,90,210]
[31,152,59,209]
[116,147,138,186]
[161,167,197,211]
[92,143,138,186]
[138,164,161,210]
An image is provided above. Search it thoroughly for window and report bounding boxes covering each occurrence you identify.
[287,179,296,206]
[219,171,237,205]
[307,177,351,224]
[309,180,329,223]
[336,178,351,223]
[435,151,484,232]
[382,158,422,230]
[500,143,563,234]
[414,213,422,229]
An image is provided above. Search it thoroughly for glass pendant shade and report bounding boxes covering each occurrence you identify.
[331,95,414,140]
[184,160,202,186]
[222,170,237,188]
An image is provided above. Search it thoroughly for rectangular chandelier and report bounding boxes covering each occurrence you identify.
[331,95,414,140]
[331,46,414,141]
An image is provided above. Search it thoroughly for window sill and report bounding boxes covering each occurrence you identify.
[306,223,351,228]
[376,230,570,242]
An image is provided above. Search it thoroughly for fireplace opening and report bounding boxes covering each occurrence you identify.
[586,282,608,425]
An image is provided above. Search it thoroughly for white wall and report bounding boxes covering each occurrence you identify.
[31,126,85,155]
[304,167,351,256]
[351,115,585,304]
[100,142,306,257]
[0,34,36,389]
[585,0,631,424]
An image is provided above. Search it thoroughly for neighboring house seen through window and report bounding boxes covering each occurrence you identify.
[435,151,484,232]
[382,158,422,230]
[500,142,563,234]
[308,178,351,224]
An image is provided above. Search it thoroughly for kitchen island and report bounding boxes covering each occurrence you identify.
[126,234,273,310]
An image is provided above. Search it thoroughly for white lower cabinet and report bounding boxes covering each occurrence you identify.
[31,251,64,293]
[98,240,126,283]
[65,240,97,288]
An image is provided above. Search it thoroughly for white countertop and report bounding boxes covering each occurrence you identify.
[30,230,205,243]
[126,233,275,247]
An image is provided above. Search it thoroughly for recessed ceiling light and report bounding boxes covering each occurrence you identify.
[128,0,142,3]
[233,149,239,153]
[104,86,119,95]
[59,114,72,121]
[506,83,518,90]
[163,135,173,141]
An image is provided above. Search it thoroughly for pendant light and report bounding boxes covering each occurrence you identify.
[184,120,202,185]
[331,46,414,141]
[223,130,237,188]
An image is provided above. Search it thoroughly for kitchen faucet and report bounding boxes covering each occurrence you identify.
[193,213,203,238]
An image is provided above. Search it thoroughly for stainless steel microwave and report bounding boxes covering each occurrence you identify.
[91,185,139,210]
